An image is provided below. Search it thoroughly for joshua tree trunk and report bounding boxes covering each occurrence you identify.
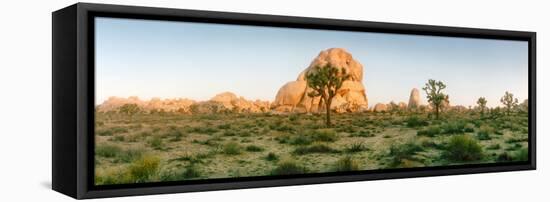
[325,98,332,127]
[435,106,440,120]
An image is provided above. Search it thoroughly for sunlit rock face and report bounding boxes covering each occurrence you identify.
[96,92,270,114]
[272,48,368,113]
[408,88,421,109]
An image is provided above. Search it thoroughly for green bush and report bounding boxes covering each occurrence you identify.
[116,147,144,163]
[464,123,475,133]
[486,144,501,150]
[345,142,368,153]
[246,145,264,152]
[289,135,313,145]
[310,129,339,142]
[333,156,360,172]
[128,156,160,183]
[441,121,466,134]
[96,129,114,136]
[271,160,307,175]
[512,148,528,161]
[443,135,483,161]
[293,143,337,155]
[147,136,164,150]
[265,152,279,161]
[166,129,184,142]
[96,144,121,158]
[388,142,424,167]
[223,142,242,155]
[417,126,441,137]
[477,125,494,140]
[406,116,429,128]
[182,164,201,179]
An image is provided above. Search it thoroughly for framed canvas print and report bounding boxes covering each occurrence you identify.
[52,3,536,199]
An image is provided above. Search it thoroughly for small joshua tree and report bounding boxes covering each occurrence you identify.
[477,97,487,116]
[306,63,350,127]
[118,103,141,116]
[500,91,518,115]
[422,79,449,119]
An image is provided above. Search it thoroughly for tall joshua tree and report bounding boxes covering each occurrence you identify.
[306,63,350,127]
[500,91,518,115]
[422,79,448,119]
[477,97,487,116]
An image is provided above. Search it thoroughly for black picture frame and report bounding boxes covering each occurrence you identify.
[52,2,536,199]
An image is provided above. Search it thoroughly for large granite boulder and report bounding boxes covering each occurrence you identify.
[272,48,368,113]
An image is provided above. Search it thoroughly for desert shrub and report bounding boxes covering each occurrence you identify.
[166,129,184,142]
[223,142,242,155]
[477,125,494,140]
[188,126,219,135]
[505,136,528,144]
[417,125,441,137]
[464,123,476,133]
[293,143,337,155]
[388,142,424,167]
[181,164,201,179]
[443,135,483,161]
[497,152,513,162]
[271,160,307,175]
[288,114,299,122]
[96,129,114,136]
[147,136,164,150]
[109,135,125,142]
[116,147,144,163]
[512,148,529,161]
[223,130,237,137]
[265,152,279,161]
[127,131,149,142]
[333,156,360,172]
[441,121,466,134]
[246,145,264,152]
[345,142,368,153]
[309,129,339,142]
[128,155,160,183]
[96,144,121,158]
[269,123,294,132]
[289,135,313,145]
[405,116,429,128]
[217,124,231,130]
[505,143,523,151]
[486,143,501,150]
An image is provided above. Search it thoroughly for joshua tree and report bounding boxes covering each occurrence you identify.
[500,91,518,115]
[477,97,487,116]
[306,63,350,127]
[118,103,141,116]
[422,79,448,119]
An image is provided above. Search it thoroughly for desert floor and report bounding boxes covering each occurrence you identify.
[94,110,528,185]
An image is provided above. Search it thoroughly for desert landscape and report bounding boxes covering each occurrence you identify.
[94,48,529,185]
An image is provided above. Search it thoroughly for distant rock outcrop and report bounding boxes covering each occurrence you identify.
[272,48,368,113]
[408,88,421,109]
[373,103,388,112]
[96,92,270,114]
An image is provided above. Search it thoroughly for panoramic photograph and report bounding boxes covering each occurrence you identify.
[93,17,529,185]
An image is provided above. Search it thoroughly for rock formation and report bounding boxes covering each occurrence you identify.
[272,48,368,113]
[96,92,270,114]
[408,88,421,109]
[373,103,388,112]
[398,102,407,110]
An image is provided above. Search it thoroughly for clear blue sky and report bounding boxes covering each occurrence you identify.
[95,17,528,108]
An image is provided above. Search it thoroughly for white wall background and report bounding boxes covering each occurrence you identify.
[0,0,547,201]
